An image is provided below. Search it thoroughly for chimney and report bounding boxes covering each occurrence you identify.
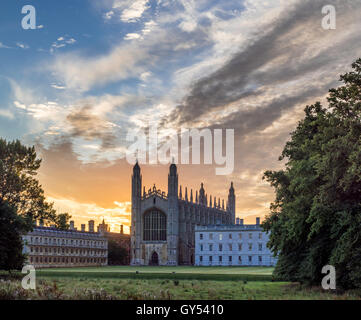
[236,217,240,225]
[240,219,244,226]
[81,224,86,232]
[88,220,94,233]
[120,225,124,234]
[70,221,75,230]
[256,217,260,225]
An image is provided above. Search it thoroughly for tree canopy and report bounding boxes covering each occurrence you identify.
[0,139,56,225]
[0,200,29,271]
[263,58,361,290]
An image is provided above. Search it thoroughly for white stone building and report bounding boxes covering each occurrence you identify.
[195,218,277,266]
[22,220,108,268]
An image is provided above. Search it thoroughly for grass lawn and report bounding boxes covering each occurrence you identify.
[39,266,274,274]
[1,267,360,300]
[1,277,360,300]
[36,266,275,281]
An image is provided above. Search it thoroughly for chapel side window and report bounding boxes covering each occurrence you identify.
[143,209,167,241]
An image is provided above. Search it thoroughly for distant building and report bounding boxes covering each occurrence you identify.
[97,220,131,265]
[22,220,108,268]
[194,218,277,266]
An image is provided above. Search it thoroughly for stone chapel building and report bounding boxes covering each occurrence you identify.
[130,162,235,265]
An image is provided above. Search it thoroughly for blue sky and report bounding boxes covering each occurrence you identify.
[0,0,360,230]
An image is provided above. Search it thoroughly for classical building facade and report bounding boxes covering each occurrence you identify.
[22,220,108,268]
[194,218,277,266]
[130,162,235,266]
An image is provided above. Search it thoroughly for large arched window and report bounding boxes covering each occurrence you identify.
[143,209,167,241]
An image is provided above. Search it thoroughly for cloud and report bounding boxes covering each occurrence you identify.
[0,109,14,119]
[168,0,361,132]
[124,33,142,40]
[102,0,150,23]
[121,0,150,22]
[66,105,118,149]
[16,42,29,49]
[50,36,77,53]
[51,83,67,90]
[50,41,149,91]
[0,42,11,49]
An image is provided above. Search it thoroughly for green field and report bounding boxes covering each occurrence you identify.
[1,266,360,300]
[39,266,274,274]
[36,266,274,281]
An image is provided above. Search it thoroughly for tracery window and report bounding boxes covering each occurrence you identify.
[143,209,167,241]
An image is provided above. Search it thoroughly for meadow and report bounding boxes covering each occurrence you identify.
[1,266,360,300]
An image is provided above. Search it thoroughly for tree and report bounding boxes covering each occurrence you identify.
[108,240,129,265]
[55,213,72,230]
[0,200,29,271]
[0,139,56,226]
[263,58,361,290]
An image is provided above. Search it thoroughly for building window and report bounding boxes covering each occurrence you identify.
[259,256,262,263]
[248,243,253,251]
[209,256,213,262]
[200,256,203,262]
[200,233,203,240]
[259,243,262,251]
[219,234,223,241]
[209,233,213,240]
[219,256,222,262]
[238,256,242,263]
[229,256,232,262]
[238,243,242,251]
[209,244,213,251]
[248,256,252,263]
[143,209,167,241]
[219,244,223,251]
[200,244,203,251]
[228,244,232,251]
[229,233,232,239]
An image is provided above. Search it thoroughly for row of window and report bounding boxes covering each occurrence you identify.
[29,236,106,247]
[199,255,264,263]
[29,256,107,264]
[199,232,263,241]
[200,243,263,252]
[30,246,106,256]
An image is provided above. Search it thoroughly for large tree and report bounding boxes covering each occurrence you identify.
[263,58,361,290]
[0,139,56,225]
[0,200,29,271]
[108,240,129,265]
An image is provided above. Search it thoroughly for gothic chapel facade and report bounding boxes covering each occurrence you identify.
[130,162,235,265]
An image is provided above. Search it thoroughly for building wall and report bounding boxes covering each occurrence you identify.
[22,227,108,268]
[194,225,277,266]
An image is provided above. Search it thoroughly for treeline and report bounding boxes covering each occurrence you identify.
[263,58,361,290]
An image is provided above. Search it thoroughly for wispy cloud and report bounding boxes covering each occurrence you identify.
[50,36,76,53]
[16,42,29,49]
[0,42,11,49]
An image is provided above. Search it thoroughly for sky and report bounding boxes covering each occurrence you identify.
[0,0,361,233]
